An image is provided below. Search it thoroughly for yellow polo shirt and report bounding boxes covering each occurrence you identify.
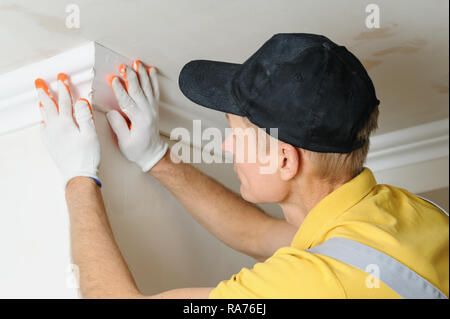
[209,167,449,298]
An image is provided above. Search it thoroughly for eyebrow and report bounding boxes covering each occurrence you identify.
[225,113,230,120]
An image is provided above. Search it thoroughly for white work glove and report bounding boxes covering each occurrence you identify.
[35,74,101,189]
[106,61,168,172]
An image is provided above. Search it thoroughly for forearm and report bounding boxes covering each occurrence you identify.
[150,149,283,260]
[65,177,140,298]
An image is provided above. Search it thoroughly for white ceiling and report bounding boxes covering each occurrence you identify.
[0,0,448,135]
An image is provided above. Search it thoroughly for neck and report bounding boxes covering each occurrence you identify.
[279,175,348,228]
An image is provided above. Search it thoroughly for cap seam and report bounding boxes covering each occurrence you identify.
[331,47,378,150]
[230,41,272,120]
[309,46,330,142]
[333,47,377,104]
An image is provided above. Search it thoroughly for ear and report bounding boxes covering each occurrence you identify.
[279,143,300,181]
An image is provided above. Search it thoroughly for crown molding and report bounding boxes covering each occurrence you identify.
[0,42,448,192]
[366,119,449,193]
[0,43,96,135]
[0,42,205,138]
[367,119,449,172]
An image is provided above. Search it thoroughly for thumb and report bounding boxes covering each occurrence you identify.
[74,98,95,134]
[106,110,130,141]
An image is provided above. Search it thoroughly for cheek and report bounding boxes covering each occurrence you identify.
[238,163,288,203]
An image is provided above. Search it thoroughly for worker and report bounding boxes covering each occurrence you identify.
[35,33,448,299]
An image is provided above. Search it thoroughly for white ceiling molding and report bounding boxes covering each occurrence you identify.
[0,42,448,192]
[0,41,214,139]
[367,118,449,193]
[367,118,449,171]
[0,43,95,135]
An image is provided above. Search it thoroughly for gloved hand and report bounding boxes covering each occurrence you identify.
[106,61,168,172]
[35,74,101,189]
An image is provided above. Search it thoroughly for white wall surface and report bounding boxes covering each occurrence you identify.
[0,112,284,298]
[0,124,75,298]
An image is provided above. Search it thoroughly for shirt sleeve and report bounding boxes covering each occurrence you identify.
[209,246,346,299]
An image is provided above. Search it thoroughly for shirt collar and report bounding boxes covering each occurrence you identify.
[290,167,377,250]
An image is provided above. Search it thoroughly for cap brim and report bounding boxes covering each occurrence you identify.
[178,60,245,116]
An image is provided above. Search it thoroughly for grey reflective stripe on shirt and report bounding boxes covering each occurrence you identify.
[306,237,448,299]
[416,195,449,217]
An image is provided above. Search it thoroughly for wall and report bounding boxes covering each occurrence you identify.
[419,187,449,212]
[0,110,448,297]
[0,112,282,298]
[0,124,75,298]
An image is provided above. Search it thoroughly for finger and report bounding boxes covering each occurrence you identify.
[36,89,58,121]
[118,64,129,92]
[35,78,59,120]
[74,98,95,134]
[118,109,133,130]
[134,60,154,103]
[133,60,153,104]
[108,75,138,121]
[148,66,160,104]
[106,110,130,141]
[38,101,48,123]
[57,73,73,118]
[125,64,147,107]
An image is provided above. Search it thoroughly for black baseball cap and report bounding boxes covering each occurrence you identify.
[179,33,380,153]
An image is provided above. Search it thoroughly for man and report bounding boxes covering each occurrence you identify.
[35,33,448,299]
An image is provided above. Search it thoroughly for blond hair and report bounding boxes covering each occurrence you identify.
[243,106,379,183]
[304,106,379,183]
